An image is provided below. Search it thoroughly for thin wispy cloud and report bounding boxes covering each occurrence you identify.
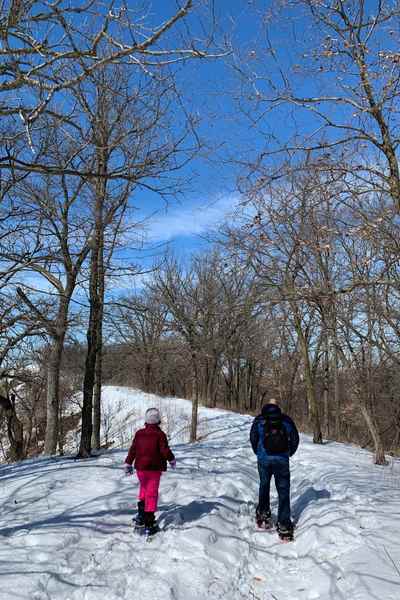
[146,194,241,242]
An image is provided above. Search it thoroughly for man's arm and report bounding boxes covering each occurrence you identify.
[250,418,260,454]
[284,416,299,456]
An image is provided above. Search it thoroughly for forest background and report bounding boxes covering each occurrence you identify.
[1,0,400,467]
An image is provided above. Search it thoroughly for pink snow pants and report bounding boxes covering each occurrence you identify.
[136,470,162,512]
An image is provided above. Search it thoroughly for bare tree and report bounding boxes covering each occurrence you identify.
[234,0,400,212]
[74,55,203,456]
[0,375,24,462]
[153,257,204,442]
[0,1,224,177]
[227,181,327,442]
[15,168,93,455]
[110,289,168,394]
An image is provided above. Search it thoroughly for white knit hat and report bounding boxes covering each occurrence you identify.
[145,407,161,425]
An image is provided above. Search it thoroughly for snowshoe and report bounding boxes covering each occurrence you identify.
[133,516,145,530]
[276,522,294,542]
[256,509,273,530]
[144,522,160,537]
[133,501,145,529]
[142,511,159,538]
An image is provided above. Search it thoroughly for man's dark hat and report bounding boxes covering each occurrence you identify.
[261,403,282,418]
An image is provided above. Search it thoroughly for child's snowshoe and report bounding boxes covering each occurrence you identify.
[133,516,145,529]
[144,522,160,537]
[143,511,159,537]
[133,501,145,529]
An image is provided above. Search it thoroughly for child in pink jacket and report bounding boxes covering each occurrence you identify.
[124,407,176,535]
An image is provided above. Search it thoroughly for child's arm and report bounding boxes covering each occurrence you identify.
[160,431,175,462]
[125,435,136,465]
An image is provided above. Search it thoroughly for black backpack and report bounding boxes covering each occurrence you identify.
[263,414,289,454]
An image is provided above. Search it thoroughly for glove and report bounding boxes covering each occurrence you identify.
[169,460,176,469]
[124,464,133,476]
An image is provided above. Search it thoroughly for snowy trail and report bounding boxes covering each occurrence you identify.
[1,388,400,600]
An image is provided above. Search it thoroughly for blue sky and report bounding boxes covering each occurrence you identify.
[10,0,396,309]
[108,0,396,282]
[145,193,239,244]
[118,3,262,259]
[127,0,314,265]
[9,1,396,306]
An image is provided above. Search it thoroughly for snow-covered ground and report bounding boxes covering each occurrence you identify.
[1,387,400,600]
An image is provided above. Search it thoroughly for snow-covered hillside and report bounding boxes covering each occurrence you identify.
[1,387,400,600]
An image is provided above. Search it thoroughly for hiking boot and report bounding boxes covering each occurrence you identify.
[144,511,159,536]
[256,508,272,528]
[133,501,145,528]
[277,521,294,540]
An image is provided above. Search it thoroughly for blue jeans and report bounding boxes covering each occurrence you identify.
[257,457,291,526]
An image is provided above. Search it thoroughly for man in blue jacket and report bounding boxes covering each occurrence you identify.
[250,399,299,538]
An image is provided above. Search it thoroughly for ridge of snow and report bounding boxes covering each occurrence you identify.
[65,386,230,453]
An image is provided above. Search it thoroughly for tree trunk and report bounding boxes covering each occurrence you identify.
[58,400,64,456]
[286,359,299,416]
[206,367,217,408]
[79,245,100,458]
[144,359,152,393]
[333,345,341,439]
[304,366,322,444]
[92,341,102,450]
[226,363,234,410]
[295,315,323,443]
[323,337,330,438]
[190,350,199,442]
[7,412,24,462]
[92,246,104,451]
[44,336,64,455]
[359,403,387,465]
[5,395,24,462]
[329,309,341,440]
[15,286,72,457]
[246,360,253,412]
[236,361,241,411]
[78,144,105,458]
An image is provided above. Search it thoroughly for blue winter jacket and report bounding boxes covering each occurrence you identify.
[250,404,299,461]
